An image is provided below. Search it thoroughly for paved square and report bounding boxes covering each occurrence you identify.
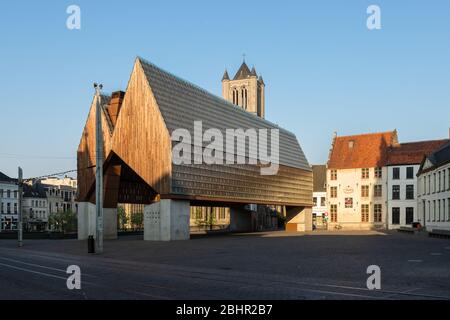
[0,230,449,299]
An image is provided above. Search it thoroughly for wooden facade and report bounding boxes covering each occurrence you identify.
[77,58,312,209]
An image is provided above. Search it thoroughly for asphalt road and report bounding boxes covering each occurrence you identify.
[0,230,449,300]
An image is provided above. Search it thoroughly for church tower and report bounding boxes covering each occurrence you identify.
[222,61,265,118]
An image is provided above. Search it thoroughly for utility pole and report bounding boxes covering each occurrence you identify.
[17,167,23,247]
[94,83,104,254]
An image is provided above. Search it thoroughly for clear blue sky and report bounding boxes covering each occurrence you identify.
[1,0,449,178]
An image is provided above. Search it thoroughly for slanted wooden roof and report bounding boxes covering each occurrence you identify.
[139,58,310,171]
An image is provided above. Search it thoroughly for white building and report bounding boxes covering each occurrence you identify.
[326,131,396,230]
[22,183,48,231]
[39,176,78,215]
[0,172,19,231]
[312,165,327,229]
[417,141,450,232]
[386,140,449,229]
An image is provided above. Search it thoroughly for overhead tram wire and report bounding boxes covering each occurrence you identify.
[22,165,96,182]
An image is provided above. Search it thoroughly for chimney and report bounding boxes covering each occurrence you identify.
[106,91,125,126]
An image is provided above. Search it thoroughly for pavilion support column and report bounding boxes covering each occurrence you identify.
[229,206,252,232]
[285,206,313,232]
[102,164,121,240]
[103,208,118,240]
[144,199,190,241]
[77,202,96,240]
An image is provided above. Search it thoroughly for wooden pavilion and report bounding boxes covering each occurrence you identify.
[77,58,312,240]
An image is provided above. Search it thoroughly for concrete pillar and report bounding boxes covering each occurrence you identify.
[230,206,252,232]
[77,202,117,240]
[77,202,95,240]
[144,199,190,241]
[103,208,118,240]
[285,206,313,232]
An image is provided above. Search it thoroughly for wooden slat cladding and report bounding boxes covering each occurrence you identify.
[77,95,113,202]
[171,163,312,206]
[110,61,172,195]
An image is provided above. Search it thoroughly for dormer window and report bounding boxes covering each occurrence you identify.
[348,140,355,149]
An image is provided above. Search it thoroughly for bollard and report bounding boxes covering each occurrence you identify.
[88,235,95,253]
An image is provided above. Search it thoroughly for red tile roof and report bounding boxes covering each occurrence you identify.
[328,131,398,169]
[386,139,450,166]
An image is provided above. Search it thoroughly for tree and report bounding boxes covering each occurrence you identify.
[117,205,128,230]
[48,209,77,233]
[130,211,143,230]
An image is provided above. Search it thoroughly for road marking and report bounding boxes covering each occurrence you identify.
[0,256,96,278]
[444,247,450,250]
[408,260,422,263]
[430,253,443,256]
[0,262,69,281]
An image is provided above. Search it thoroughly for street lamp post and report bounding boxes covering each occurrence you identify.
[94,83,104,254]
[18,167,23,247]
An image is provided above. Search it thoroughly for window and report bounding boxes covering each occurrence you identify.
[7,203,11,214]
[423,201,427,222]
[330,205,337,223]
[406,207,414,225]
[374,204,382,223]
[330,187,337,198]
[448,198,450,221]
[392,167,400,180]
[444,171,446,192]
[374,185,382,197]
[392,185,400,200]
[362,168,369,179]
[428,201,431,222]
[361,185,369,198]
[423,177,426,195]
[0,202,3,214]
[405,185,414,200]
[428,175,431,194]
[14,203,17,214]
[13,191,17,198]
[448,169,450,190]
[433,200,436,221]
[345,198,353,208]
[406,167,414,179]
[433,173,436,193]
[392,207,400,225]
[375,167,382,178]
[313,197,317,206]
[321,197,326,207]
[7,190,10,198]
[0,189,2,198]
[330,170,337,180]
[438,200,441,221]
[361,204,369,222]
[438,172,441,192]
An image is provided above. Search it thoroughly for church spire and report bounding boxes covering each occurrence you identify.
[222,69,230,81]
